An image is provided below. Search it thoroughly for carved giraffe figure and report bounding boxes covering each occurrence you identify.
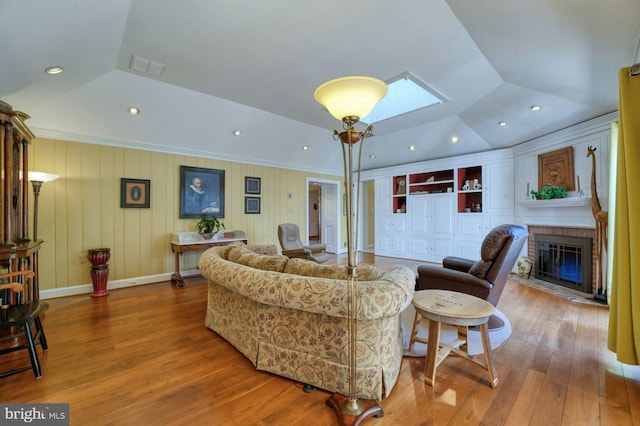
[587,146,608,297]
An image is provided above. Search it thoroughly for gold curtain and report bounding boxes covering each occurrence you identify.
[607,65,640,365]
[607,122,618,304]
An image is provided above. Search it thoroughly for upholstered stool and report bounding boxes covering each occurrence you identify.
[409,289,498,388]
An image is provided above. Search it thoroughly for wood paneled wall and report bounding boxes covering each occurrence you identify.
[30,137,341,290]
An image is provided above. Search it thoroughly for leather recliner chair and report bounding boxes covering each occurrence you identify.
[415,224,528,314]
[277,223,330,263]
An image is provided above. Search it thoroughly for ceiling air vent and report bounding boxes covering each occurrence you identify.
[129,54,165,76]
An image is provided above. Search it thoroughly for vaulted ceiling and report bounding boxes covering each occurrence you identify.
[1,0,638,174]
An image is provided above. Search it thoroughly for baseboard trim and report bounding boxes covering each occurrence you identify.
[39,269,201,299]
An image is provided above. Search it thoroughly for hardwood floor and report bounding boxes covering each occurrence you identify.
[1,254,639,425]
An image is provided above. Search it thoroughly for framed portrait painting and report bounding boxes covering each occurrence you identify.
[537,147,575,190]
[121,178,150,208]
[179,166,225,218]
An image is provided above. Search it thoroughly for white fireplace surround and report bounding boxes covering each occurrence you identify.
[512,112,612,230]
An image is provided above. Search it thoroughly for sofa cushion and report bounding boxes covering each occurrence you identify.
[283,258,382,281]
[221,241,246,259]
[246,244,278,255]
[356,264,383,281]
[236,251,289,273]
[228,245,254,263]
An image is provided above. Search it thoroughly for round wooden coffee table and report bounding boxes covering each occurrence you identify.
[409,289,499,388]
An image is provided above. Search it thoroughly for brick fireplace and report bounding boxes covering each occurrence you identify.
[527,225,597,294]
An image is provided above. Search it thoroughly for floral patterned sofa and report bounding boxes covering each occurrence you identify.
[199,243,415,400]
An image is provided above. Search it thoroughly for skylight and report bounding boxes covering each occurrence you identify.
[362,72,443,124]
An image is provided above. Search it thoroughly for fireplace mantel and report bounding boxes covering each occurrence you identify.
[518,197,591,208]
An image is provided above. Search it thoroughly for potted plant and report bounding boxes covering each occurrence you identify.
[196,215,225,239]
[530,185,568,200]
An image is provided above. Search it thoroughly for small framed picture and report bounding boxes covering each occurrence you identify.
[121,178,150,208]
[245,176,261,194]
[244,196,261,214]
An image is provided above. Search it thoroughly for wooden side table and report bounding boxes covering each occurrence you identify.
[170,231,247,287]
[409,289,498,388]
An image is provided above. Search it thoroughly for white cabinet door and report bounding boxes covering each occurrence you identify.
[409,196,429,233]
[458,214,484,239]
[484,161,514,214]
[392,214,406,233]
[374,210,406,257]
[485,215,515,232]
[409,195,454,236]
[409,237,429,259]
[407,195,455,261]
[390,236,407,256]
[376,214,393,232]
[432,195,455,237]
[432,238,455,261]
[376,233,408,257]
[457,214,485,259]
[376,234,392,256]
[456,214,515,259]
[458,240,482,260]
[408,236,453,262]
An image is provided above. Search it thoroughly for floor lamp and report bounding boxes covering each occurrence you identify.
[314,76,387,425]
[28,171,59,241]
[28,171,59,302]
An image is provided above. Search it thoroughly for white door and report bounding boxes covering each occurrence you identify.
[360,180,375,252]
[320,182,339,254]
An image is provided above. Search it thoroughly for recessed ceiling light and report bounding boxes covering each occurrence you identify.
[451,136,458,143]
[44,66,64,75]
[409,145,416,151]
[303,145,309,150]
[127,107,140,116]
[498,121,507,127]
[233,129,241,136]
[369,154,376,159]
[530,105,541,111]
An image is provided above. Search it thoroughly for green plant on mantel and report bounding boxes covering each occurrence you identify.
[530,185,568,200]
[196,215,225,235]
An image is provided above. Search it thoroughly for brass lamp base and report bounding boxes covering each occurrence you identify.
[326,393,383,426]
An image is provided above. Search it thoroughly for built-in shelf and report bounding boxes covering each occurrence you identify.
[457,165,482,212]
[409,169,454,195]
[518,197,591,208]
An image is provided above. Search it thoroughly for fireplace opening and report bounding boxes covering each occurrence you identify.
[535,234,592,293]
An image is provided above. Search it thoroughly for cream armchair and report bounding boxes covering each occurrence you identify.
[277,223,329,263]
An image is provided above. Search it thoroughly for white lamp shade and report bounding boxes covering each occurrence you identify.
[314,76,387,121]
[28,171,59,183]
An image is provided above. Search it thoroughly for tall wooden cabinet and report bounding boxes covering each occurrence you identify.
[0,100,41,301]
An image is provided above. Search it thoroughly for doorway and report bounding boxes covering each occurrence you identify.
[360,179,375,252]
[307,178,341,254]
